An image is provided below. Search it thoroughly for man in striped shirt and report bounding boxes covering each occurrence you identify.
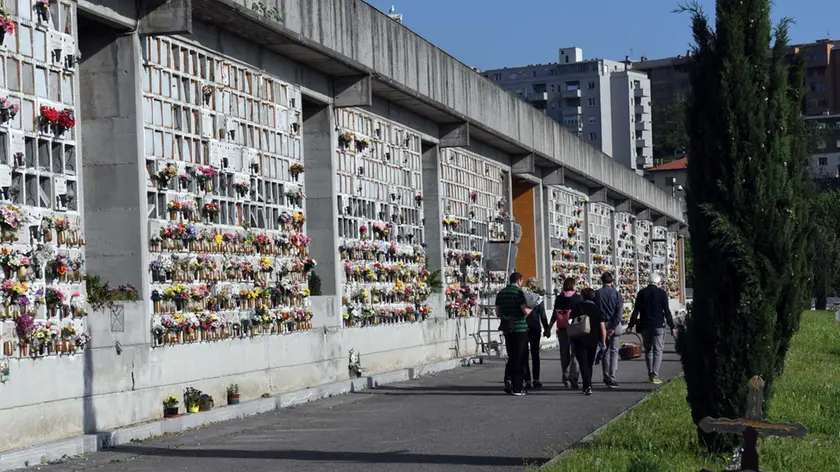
[496,272,532,396]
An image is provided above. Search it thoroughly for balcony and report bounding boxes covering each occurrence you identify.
[634,104,649,115]
[635,121,649,131]
[563,105,582,115]
[634,88,648,98]
[635,138,648,148]
[562,88,582,98]
[527,91,548,102]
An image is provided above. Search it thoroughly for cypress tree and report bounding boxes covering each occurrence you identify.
[676,0,811,450]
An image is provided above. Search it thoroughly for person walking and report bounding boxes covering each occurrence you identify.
[628,272,676,385]
[548,278,582,389]
[522,277,550,390]
[593,272,623,388]
[568,287,607,395]
[495,272,532,396]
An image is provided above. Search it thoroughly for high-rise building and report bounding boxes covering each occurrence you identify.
[791,39,840,116]
[631,53,692,112]
[483,48,653,172]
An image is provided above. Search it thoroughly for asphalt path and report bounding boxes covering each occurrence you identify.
[23,336,681,472]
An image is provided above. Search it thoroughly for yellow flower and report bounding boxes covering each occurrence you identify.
[303,289,311,297]
[215,234,223,244]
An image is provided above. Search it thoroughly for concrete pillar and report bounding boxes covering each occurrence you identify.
[302,102,341,326]
[79,28,148,296]
[421,143,445,275]
[533,182,548,289]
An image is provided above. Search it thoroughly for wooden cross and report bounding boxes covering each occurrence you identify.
[699,376,807,472]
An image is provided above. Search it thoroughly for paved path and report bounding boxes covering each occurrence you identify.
[25,336,681,472]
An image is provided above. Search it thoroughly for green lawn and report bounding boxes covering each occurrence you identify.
[543,310,840,472]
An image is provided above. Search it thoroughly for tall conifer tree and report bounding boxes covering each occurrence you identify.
[676,0,811,450]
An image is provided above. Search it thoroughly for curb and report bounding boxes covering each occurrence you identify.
[0,357,467,471]
[539,373,684,470]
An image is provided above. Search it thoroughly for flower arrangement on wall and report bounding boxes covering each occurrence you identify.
[667,231,680,297]
[440,148,508,318]
[143,37,311,345]
[0,211,90,359]
[334,108,430,326]
[615,213,637,318]
[588,203,614,282]
[548,188,587,293]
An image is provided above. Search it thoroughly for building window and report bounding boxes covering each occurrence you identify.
[818,141,827,150]
[588,116,596,125]
[588,81,595,89]
[836,140,840,148]
[588,98,596,107]
[836,121,840,129]
[819,157,828,166]
[533,71,537,77]
[809,82,827,92]
[551,102,557,109]
[817,122,826,129]
[589,132,597,140]
[493,73,502,81]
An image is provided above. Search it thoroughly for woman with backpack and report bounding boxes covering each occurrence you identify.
[567,287,608,395]
[548,278,582,389]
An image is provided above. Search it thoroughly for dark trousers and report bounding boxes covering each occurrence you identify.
[523,329,542,382]
[504,331,528,393]
[573,342,598,390]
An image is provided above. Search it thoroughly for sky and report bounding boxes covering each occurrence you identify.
[366,0,840,70]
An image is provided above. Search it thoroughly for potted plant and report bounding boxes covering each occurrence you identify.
[183,386,201,414]
[199,393,214,412]
[227,384,240,405]
[163,395,179,418]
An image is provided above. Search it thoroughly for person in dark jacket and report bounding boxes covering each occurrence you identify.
[569,287,608,395]
[547,277,582,388]
[628,272,675,385]
[495,272,532,396]
[522,277,550,389]
[593,272,623,388]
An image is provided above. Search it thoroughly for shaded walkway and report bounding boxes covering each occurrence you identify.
[26,338,681,472]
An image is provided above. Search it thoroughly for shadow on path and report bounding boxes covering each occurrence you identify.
[115,446,551,467]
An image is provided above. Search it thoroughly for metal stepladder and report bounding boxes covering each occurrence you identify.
[466,222,520,365]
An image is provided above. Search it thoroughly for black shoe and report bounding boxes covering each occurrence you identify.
[525,382,533,391]
[562,378,569,388]
[570,379,579,390]
[504,380,512,395]
[607,380,620,389]
[584,387,593,396]
[512,391,526,396]
[533,380,543,389]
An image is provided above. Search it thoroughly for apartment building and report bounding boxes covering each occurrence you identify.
[484,48,654,172]
[807,115,840,179]
[632,53,692,111]
[791,39,840,116]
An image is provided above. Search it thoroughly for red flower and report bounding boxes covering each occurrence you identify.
[57,109,75,129]
[40,106,59,123]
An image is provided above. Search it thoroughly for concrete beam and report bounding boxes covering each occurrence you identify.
[138,0,192,36]
[78,0,137,29]
[333,75,372,108]
[615,199,633,213]
[668,222,680,232]
[438,123,470,148]
[636,209,652,221]
[654,216,668,227]
[589,187,608,204]
[511,153,535,175]
[679,227,690,238]
[542,166,564,186]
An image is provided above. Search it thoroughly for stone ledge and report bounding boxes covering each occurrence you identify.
[0,357,465,472]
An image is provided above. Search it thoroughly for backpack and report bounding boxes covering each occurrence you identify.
[554,308,572,329]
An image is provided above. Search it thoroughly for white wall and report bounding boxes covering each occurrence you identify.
[0,294,490,453]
